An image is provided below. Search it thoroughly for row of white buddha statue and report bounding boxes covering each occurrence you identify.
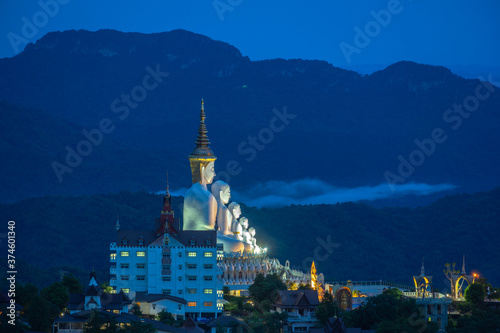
[183,161,261,253]
[217,257,313,286]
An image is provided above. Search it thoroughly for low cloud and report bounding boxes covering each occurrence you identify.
[162,179,456,208]
[230,179,456,208]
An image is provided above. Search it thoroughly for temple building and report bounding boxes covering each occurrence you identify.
[110,176,222,319]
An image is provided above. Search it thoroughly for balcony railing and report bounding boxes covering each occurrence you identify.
[110,266,116,274]
[110,279,117,286]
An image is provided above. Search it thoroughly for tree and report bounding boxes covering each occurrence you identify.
[248,273,286,306]
[223,286,231,297]
[101,282,114,293]
[62,273,83,293]
[245,311,287,333]
[16,283,39,308]
[41,281,69,313]
[464,283,485,305]
[297,284,313,290]
[157,309,176,325]
[131,303,143,317]
[343,289,438,333]
[24,295,55,332]
[84,310,123,333]
[315,291,339,326]
[121,320,156,333]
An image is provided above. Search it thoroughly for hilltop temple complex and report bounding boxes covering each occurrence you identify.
[110,100,321,320]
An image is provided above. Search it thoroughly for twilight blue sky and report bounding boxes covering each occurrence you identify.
[1,0,499,68]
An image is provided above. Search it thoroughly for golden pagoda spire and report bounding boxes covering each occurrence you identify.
[188,99,217,184]
[311,261,317,289]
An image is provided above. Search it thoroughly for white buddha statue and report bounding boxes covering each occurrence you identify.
[183,161,217,230]
[240,217,252,244]
[249,227,257,245]
[183,99,218,231]
[228,202,242,236]
[211,180,232,235]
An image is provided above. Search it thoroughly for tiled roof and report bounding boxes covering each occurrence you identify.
[172,229,217,247]
[207,315,246,328]
[274,290,319,308]
[116,229,156,247]
[68,291,132,310]
[55,309,185,333]
[117,228,216,248]
[135,291,187,304]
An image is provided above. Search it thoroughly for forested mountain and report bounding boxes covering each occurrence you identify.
[0,29,499,204]
[1,187,499,289]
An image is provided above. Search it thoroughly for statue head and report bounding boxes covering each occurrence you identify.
[211,180,230,203]
[249,227,256,237]
[201,161,216,185]
[228,202,241,219]
[239,217,249,229]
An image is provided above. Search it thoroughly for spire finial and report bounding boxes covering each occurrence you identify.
[189,99,215,158]
[115,214,120,231]
[421,257,425,276]
[462,255,466,275]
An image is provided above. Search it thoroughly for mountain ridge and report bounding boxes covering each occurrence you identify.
[0,29,499,204]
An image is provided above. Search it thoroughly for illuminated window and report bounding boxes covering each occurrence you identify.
[204,252,213,257]
[204,276,213,281]
[137,264,145,269]
[110,253,116,260]
[204,302,213,307]
[188,288,197,294]
[120,251,129,257]
[120,264,129,269]
[162,276,171,282]
[121,288,130,293]
[204,264,213,269]
[188,302,197,307]
[187,264,197,269]
[188,252,197,257]
[204,289,213,294]
[137,275,146,281]
[188,276,197,281]
[137,251,146,257]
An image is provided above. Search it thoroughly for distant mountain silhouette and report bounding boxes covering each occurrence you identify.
[0,29,499,203]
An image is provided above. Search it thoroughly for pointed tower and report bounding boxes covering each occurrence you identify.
[156,172,178,236]
[311,261,317,290]
[461,255,466,275]
[421,257,425,277]
[188,99,217,184]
